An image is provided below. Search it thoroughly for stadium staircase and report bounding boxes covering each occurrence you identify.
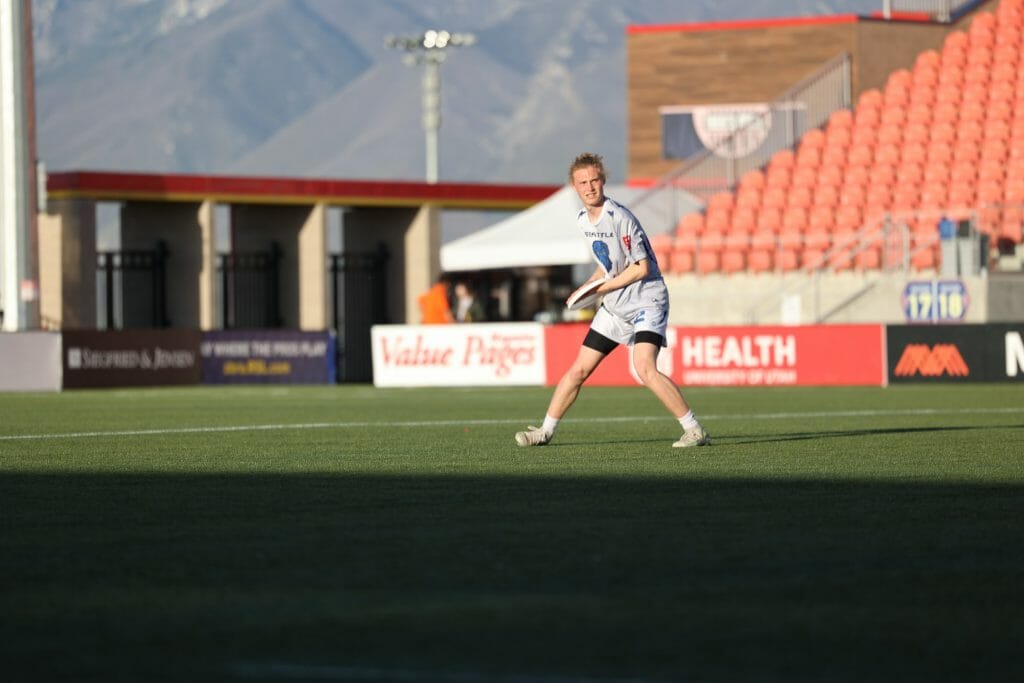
[649,0,1024,289]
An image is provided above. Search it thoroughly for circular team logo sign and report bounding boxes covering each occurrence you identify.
[692,104,772,159]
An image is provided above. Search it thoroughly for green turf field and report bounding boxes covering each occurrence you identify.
[2,384,1023,682]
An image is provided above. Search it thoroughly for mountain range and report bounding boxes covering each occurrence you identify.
[33,0,883,188]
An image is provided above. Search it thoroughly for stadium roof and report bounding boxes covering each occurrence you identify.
[46,170,560,210]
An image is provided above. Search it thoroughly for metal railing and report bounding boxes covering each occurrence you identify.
[740,206,1009,324]
[880,0,978,22]
[218,242,283,329]
[96,241,169,329]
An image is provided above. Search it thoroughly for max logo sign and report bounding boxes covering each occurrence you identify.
[894,344,969,377]
[1007,332,1024,377]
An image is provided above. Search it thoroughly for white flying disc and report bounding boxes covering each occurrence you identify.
[566,279,605,311]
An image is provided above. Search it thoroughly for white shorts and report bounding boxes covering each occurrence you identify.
[590,303,669,347]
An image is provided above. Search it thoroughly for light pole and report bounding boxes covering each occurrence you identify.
[386,30,475,184]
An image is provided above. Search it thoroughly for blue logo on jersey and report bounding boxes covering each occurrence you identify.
[634,310,646,324]
[592,240,612,271]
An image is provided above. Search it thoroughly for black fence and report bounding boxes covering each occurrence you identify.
[96,241,169,329]
[218,243,282,329]
[330,245,389,382]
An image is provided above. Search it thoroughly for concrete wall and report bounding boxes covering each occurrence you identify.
[665,271,990,326]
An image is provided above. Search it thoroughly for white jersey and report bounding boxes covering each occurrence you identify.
[577,196,669,344]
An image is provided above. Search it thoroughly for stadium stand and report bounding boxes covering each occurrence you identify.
[667,0,1024,276]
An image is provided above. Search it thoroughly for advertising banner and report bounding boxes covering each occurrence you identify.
[62,330,201,389]
[371,323,546,387]
[0,332,62,392]
[201,330,336,384]
[887,324,1024,383]
[545,323,886,387]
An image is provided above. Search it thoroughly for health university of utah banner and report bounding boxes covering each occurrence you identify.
[544,323,886,387]
[887,324,1024,383]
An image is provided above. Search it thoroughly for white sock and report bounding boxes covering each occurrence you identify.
[679,410,699,430]
[542,415,560,435]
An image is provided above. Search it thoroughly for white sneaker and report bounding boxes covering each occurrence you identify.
[515,426,551,447]
[673,424,711,448]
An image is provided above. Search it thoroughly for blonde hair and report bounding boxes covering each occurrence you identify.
[568,152,607,184]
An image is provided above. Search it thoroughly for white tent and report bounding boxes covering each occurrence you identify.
[440,184,701,272]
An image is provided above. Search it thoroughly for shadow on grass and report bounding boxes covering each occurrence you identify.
[3,472,1022,682]
[556,423,1024,448]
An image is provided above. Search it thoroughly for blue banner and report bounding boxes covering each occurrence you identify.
[200,330,336,384]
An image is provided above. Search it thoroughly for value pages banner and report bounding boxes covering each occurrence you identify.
[371,323,547,387]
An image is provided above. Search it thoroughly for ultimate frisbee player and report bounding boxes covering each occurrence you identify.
[515,153,710,448]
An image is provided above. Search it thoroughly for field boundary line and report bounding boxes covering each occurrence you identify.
[2,406,1022,442]
[229,661,665,683]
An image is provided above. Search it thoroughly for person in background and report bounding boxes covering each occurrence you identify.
[514,152,710,449]
[453,281,486,322]
[418,277,454,324]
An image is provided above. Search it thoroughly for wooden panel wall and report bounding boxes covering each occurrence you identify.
[626,1,1001,183]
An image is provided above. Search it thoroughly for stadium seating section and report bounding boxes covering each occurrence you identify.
[655,0,1024,276]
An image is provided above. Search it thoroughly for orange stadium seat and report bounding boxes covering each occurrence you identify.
[858,88,884,109]
[700,231,725,253]
[906,104,933,125]
[707,191,734,213]
[909,84,936,107]
[881,105,906,126]
[740,169,766,191]
[816,164,843,189]
[923,163,950,185]
[720,249,745,274]
[706,210,730,235]
[844,164,869,188]
[746,249,773,274]
[813,184,839,209]
[749,228,776,253]
[724,230,751,251]
[800,128,827,149]
[809,205,836,231]
[675,212,704,240]
[696,250,720,275]
[735,186,761,210]
[765,165,792,189]
[788,185,813,210]
[796,146,822,169]
[827,109,854,130]
[791,165,818,189]
[756,207,782,233]
[897,163,923,185]
[821,146,847,169]
[762,187,787,210]
[826,125,851,149]
[877,123,903,146]
[669,247,694,274]
[902,143,928,166]
[952,182,980,205]
[782,207,808,231]
[875,143,901,166]
[770,148,798,169]
[915,49,941,70]
[846,144,873,169]
[730,207,757,234]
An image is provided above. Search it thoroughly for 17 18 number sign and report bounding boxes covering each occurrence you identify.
[902,280,968,323]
